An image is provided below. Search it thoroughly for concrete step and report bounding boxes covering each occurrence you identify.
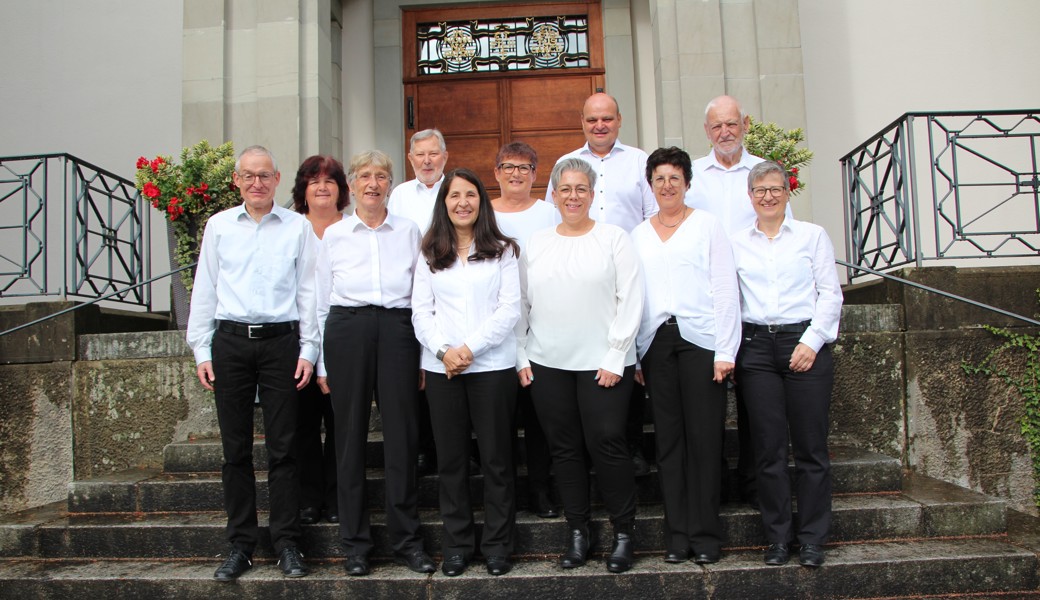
[0,537,1034,600]
[71,446,902,514]
[12,476,1003,560]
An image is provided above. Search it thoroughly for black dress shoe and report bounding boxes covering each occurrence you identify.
[441,554,469,577]
[395,550,436,574]
[485,555,512,576]
[606,532,634,573]
[343,554,370,576]
[799,544,825,568]
[764,543,790,566]
[692,550,720,564]
[299,506,320,525]
[323,509,339,524]
[530,491,559,519]
[664,549,689,563]
[213,548,252,582]
[277,546,308,578]
[559,528,590,568]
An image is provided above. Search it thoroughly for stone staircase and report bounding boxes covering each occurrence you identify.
[2,427,1039,599]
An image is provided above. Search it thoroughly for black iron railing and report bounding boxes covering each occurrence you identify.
[841,110,1040,281]
[0,153,150,307]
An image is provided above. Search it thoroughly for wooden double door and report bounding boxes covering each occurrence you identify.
[402,2,604,199]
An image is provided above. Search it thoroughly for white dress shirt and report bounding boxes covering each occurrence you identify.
[314,212,422,376]
[493,199,558,253]
[632,209,741,363]
[387,176,444,236]
[546,142,658,232]
[412,246,521,374]
[186,203,320,366]
[729,217,844,352]
[685,149,792,235]
[516,222,644,375]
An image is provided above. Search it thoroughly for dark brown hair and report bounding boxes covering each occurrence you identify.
[421,168,519,272]
[645,146,693,186]
[291,155,349,213]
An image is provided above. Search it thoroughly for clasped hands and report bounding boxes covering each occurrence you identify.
[442,344,473,379]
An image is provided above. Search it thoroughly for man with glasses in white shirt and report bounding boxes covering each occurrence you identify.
[187,145,319,582]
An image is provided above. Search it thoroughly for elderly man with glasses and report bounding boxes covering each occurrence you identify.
[187,145,319,582]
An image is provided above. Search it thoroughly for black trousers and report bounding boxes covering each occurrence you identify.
[641,324,725,556]
[296,379,337,513]
[515,385,552,495]
[324,305,423,556]
[426,368,517,558]
[211,328,301,555]
[530,362,637,532]
[736,329,834,546]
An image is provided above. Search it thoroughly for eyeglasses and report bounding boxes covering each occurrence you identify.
[238,171,276,185]
[556,185,591,196]
[355,172,390,184]
[498,163,534,175]
[751,186,787,198]
[652,174,685,188]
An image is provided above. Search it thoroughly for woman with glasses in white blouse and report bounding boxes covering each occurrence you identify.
[632,146,740,566]
[412,168,521,578]
[516,157,644,574]
[730,160,843,569]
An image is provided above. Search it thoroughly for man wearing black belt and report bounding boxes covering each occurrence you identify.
[187,145,320,581]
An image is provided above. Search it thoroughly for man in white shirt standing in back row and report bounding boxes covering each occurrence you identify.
[387,128,449,236]
[387,128,450,476]
[684,95,793,508]
[546,92,658,476]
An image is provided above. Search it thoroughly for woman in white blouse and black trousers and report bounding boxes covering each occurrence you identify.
[731,160,843,569]
[412,168,521,578]
[632,147,740,566]
[516,157,644,573]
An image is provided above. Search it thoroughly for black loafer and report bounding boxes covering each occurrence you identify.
[299,506,320,525]
[692,550,720,564]
[441,554,469,577]
[530,491,559,519]
[799,544,825,568]
[664,549,689,563]
[343,554,370,576]
[606,532,634,573]
[213,548,252,581]
[764,543,790,566]
[559,528,590,568]
[485,555,512,576]
[323,509,339,524]
[277,546,308,578]
[395,550,436,574]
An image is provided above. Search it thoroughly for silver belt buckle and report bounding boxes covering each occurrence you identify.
[767,324,780,334]
[248,324,261,339]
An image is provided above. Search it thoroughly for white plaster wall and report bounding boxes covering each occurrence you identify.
[0,0,183,311]
[799,0,1040,269]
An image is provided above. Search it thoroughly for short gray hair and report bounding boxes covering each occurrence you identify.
[347,150,394,187]
[704,95,748,122]
[409,128,446,153]
[235,145,279,173]
[550,157,597,190]
[747,161,790,193]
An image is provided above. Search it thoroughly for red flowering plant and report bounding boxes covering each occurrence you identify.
[742,117,813,195]
[134,140,237,291]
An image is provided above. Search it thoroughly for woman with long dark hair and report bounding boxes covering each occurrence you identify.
[412,168,522,577]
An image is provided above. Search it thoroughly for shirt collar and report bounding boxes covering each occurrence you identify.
[750,216,795,238]
[580,141,624,158]
[702,148,757,173]
[411,176,444,193]
[347,210,398,232]
[233,201,289,223]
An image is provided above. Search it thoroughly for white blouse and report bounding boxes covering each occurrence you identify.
[516,222,644,375]
[729,217,843,352]
[412,246,521,374]
[631,209,741,363]
[493,199,558,253]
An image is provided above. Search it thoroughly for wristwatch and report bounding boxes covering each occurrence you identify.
[436,344,451,361]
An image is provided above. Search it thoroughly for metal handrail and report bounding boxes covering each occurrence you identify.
[837,259,1040,327]
[0,152,150,306]
[0,262,195,338]
[841,109,1040,281]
